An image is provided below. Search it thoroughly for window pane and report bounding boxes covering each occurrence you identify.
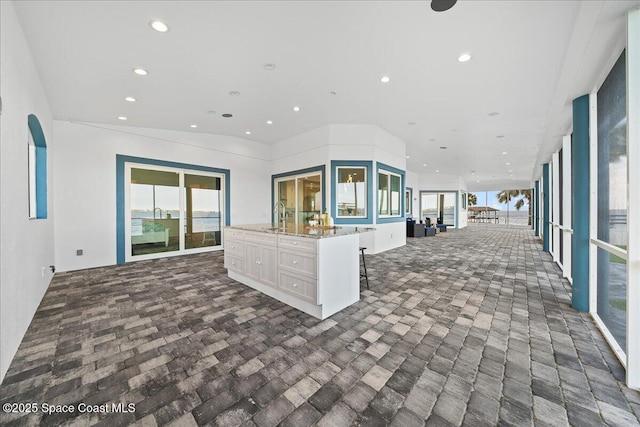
[421,193,438,225]
[442,193,455,226]
[184,174,221,249]
[378,173,389,215]
[130,168,180,256]
[337,167,366,217]
[298,174,321,224]
[597,51,627,248]
[277,179,296,226]
[596,248,627,353]
[390,174,400,215]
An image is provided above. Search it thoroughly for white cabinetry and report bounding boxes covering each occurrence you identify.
[224,227,360,319]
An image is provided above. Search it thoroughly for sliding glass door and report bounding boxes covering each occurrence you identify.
[274,172,322,226]
[126,164,224,261]
[420,191,457,226]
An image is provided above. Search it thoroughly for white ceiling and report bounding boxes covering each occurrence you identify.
[13,0,639,191]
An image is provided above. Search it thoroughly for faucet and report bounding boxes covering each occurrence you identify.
[273,202,287,229]
[154,207,163,219]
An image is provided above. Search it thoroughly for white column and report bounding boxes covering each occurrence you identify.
[562,135,573,281]
[552,152,560,264]
[626,8,640,390]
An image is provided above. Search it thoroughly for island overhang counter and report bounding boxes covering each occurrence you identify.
[223,224,373,320]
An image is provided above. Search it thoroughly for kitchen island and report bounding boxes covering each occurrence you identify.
[223,224,373,319]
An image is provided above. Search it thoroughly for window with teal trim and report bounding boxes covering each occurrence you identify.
[336,166,367,218]
[27,114,47,219]
[378,170,401,217]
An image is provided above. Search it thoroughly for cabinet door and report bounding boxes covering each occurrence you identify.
[260,245,277,288]
[244,243,277,288]
[245,243,261,282]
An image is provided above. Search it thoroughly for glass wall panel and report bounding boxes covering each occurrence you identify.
[337,167,366,217]
[184,174,221,249]
[420,193,438,225]
[441,193,455,225]
[277,178,296,226]
[298,175,321,224]
[596,50,628,353]
[597,248,627,353]
[130,168,180,256]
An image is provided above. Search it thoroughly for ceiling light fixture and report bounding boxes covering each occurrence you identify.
[190,124,197,128]
[436,170,440,173]
[422,164,427,167]
[229,91,241,96]
[431,0,457,12]
[293,106,301,112]
[440,146,447,149]
[506,162,511,165]
[222,113,233,118]
[245,131,251,135]
[406,156,410,159]
[125,97,136,102]
[457,53,472,63]
[263,63,276,70]
[266,120,273,125]
[502,151,508,155]
[488,112,499,116]
[496,135,505,138]
[380,76,390,83]
[149,20,170,33]
[133,68,148,76]
[118,116,127,120]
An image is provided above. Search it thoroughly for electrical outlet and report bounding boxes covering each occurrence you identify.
[76,249,83,256]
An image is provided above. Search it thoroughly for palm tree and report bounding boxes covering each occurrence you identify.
[468,193,477,206]
[497,189,532,225]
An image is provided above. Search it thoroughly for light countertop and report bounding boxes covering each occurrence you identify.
[225,223,375,239]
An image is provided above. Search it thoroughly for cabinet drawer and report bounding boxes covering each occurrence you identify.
[245,231,278,246]
[225,229,245,240]
[278,235,317,253]
[225,254,244,273]
[279,272,317,303]
[279,250,316,278]
[224,240,244,257]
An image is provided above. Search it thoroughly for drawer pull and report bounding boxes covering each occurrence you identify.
[293,260,298,265]
[293,283,298,288]
[256,261,262,265]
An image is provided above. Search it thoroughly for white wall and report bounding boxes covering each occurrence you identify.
[0,1,56,382]
[53,121,271,272]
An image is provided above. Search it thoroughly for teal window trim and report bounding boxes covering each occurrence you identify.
[116,155,231,265]
[543,163,550,252]
[406,187,413,217]
[331,160,373,225]
[271,165,326,223]
[27,114,47,219]
[376,162,406,224]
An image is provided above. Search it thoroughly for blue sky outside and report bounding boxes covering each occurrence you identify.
[471,190,529,211]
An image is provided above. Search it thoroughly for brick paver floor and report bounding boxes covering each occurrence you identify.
[1,226,639,426]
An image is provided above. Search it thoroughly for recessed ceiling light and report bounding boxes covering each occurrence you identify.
[245,131,251,135]
[149,20,170,33]
[429,138,436,142]
[330,91,337,95]
[125,96,136,102]
[133,68,148,76]
[440,146,447,149]
[476,180,480,183]
[222,113,233,118]
[118,116,127,120]
[506,162,511,165]
[229,91,241,96]
[502,151,508,155]
[488,112,499,116]
[380,76,390,83]
[263,63,276,70]
[266,120,273,125]
[293,106,301,112]
[496,135,505,138]
[508,170,513,173]
[458,53,472,63]
[190,124,198,128]
[422,164,427,167]
[471,170,476,173]
[408,122,416,125]
[436,170,440,173]
[406,156,410,159]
